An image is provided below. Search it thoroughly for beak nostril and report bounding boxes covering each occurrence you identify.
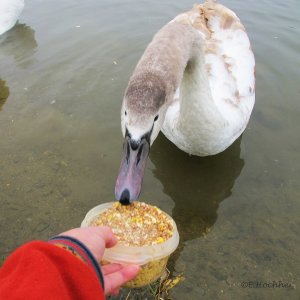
[126,141,130,163]
[136,143,144,166]
[119,189,131,205]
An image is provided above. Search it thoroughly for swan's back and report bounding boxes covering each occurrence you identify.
[0,0,24,35]
[174,0,255,126]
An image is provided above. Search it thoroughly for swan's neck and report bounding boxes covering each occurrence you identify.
[130,22,196,98]
[127,21,225,154]
[158,23,227,155]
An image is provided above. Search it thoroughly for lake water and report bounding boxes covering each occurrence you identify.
[0,0,299,299]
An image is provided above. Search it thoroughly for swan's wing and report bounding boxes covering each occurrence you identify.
[174,0,255,117]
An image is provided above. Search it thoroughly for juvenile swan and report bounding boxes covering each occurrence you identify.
[115,1,255,204]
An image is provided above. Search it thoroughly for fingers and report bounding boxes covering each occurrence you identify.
[104,265,140,295]
[102,263,123,275]
[91,226,118,248]
[110,288,120,296]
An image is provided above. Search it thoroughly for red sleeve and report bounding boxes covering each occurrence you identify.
[0,241,105,300]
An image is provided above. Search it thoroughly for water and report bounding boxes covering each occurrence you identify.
[0,0,299,299]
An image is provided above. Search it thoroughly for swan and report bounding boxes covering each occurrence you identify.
[0,0,24,35]
[115,0,255,204]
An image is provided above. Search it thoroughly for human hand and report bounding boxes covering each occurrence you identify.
[60,226,140,295]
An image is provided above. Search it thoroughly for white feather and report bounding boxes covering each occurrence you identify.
[0,0,24,35]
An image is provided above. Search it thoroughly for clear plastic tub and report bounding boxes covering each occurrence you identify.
[81,202,179,288]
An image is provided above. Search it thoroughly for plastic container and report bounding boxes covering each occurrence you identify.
[81,202,179,288]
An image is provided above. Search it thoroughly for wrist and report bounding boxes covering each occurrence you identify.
[48,235,104,290]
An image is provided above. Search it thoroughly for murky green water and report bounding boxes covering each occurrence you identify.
[0,0,299,299]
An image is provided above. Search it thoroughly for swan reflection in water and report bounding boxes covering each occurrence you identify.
[0,23,37,110]
[0,79,9,111]
[150,134,244,265]
[0,23,37,68]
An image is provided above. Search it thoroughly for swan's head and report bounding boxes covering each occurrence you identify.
[115,74,168,204]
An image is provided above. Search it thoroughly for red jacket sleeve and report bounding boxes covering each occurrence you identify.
[0,241,105,300]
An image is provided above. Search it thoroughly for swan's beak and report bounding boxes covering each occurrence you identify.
[115,135,150,205]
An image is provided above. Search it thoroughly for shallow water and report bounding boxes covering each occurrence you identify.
[0,0,299,299]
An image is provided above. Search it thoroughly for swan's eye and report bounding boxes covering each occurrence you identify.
[125,111,127,116]
[154,115,159,122]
